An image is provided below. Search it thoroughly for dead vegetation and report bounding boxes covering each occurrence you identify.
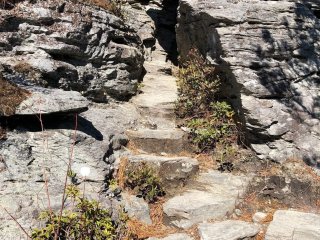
[13,61,36,78]
[0,0,23,9]
[0,125,6,139]
[0,73,30,116]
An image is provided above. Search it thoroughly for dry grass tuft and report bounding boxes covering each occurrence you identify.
[126,219,176,239]
[260,210,276,224]
[0,126,6,139]
[72,0,126,18]
[232,209,254,222]
[182,223,201,240]
[117,156,127,189]
[0,74,30,116]
[126,141,142,155]
[254,229,267,240]
[13,62,35,76]
[196,153,217,172]
[150,197,165,229]
[286,158,320,182]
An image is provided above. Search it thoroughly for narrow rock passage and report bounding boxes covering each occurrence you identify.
[123,5,256,239]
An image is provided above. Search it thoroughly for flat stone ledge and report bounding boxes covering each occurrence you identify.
[15,87,89,115]
[265,210,320,240]
[198,220,259,240]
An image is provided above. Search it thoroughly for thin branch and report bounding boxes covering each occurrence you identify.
[38,98,53,221]
[0,205,32,240]
[55,114,78,239]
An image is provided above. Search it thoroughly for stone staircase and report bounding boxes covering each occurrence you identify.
[122,41,258,239]
[122,25,320,240]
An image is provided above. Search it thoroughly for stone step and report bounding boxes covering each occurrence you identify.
[126,129,190,155]
[198,220,259,240]
[162,170,250,229]
[127,155,199,195]
[144,60,172,75]
[148,233,194,240]
[132,73,178,129]
[265,210,320,240]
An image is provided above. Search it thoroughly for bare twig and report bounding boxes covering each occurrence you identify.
[55,114,78,239]
[38,98,53,221]
[0,205,32,240]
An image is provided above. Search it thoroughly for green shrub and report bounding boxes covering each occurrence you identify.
[123,162,165,203]
[175,49,238,151]
[31,171,117,240]
[31,194,116,240]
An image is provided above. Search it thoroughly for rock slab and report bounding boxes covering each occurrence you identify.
[163,170,249,229]
[15,86,89,115]
[126,129,190,154]
[198,220,259,240]
[265,210,320,240]
[148,233,194,240]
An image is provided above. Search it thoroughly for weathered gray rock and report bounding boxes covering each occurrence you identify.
[163,170,249,229]
[176,0,320,165]
[198,220,259,240]
[126,129,190,154]
[0,0,144,102]
[120,193,152,225]
[265,210,320,240]
[131,62,178,130]
[252,212,268,224]
[128,155,199,194]
[15,86,89,115]
[148,233,194,240]
[0,103,140,237]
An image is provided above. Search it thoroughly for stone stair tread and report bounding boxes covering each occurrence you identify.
[128,155,199,179]
[126,129,190,155]
[127,129,185,139]
[144,60,172,74]
[265,210,320,240]
[132,72,178,126]
[147,233,194,240]
[198,220,259,240]
[162,170,249,230]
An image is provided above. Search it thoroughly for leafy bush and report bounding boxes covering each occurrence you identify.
[31,171,117,240]
[31,198,115,240]
[175,49,238,151]
[123,162,165,203]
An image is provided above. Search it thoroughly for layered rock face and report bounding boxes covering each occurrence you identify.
[0,0,144,102]
[177,0,320,165]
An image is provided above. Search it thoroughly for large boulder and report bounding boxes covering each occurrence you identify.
[0,0,144,102]
[0,103,140,237]
[176,0,320,165]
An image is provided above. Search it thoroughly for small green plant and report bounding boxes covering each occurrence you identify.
[123,162,165,203]
[31,198,115,240]
[175,49,238,151]
[108,179,118,190]
[115,204,136,239]
[67,170,76,178]
[31,168,116,239]
[216,144,237,172]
